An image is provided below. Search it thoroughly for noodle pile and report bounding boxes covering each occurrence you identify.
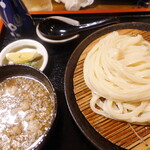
[83,31,150,125]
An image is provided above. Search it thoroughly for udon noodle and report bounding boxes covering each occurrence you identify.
[83,31,150,125]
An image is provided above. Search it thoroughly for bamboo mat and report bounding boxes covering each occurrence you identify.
[73,29,150,150]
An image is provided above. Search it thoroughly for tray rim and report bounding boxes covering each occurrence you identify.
[29,8,150,15]
[64,22,150,150]
[1,8,150,32]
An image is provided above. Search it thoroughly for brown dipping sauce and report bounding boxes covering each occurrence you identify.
[0,76,55,150]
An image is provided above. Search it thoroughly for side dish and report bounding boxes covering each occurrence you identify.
[3,46,43,69]
[0,39,48,71]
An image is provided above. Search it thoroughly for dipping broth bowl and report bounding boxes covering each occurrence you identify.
[0,64,57,150]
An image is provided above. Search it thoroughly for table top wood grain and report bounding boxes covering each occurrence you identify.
[52,0,148,11]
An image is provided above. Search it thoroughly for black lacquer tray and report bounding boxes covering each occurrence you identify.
[1,11,150,150]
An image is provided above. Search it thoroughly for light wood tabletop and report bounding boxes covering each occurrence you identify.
[22,0,150,12]
[52,0,149,11]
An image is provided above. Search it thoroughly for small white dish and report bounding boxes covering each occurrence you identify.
[0,39,48,71]
[36,16,79,43]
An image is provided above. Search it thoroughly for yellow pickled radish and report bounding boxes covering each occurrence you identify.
[6,51,42,63]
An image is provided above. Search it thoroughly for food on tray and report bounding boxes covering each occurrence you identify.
[83,31,150,125]
[2,46,43,69]
[0,76,55,149]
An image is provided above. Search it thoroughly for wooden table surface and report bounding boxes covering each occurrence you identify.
[21,0,150,12]
[52,0,149,11]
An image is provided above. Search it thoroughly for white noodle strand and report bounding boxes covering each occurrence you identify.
[84,31,150,125]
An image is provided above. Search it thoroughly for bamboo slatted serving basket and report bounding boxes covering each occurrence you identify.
[72,27,150,150]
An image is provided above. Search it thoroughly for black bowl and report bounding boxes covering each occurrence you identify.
[0,64,57,150]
